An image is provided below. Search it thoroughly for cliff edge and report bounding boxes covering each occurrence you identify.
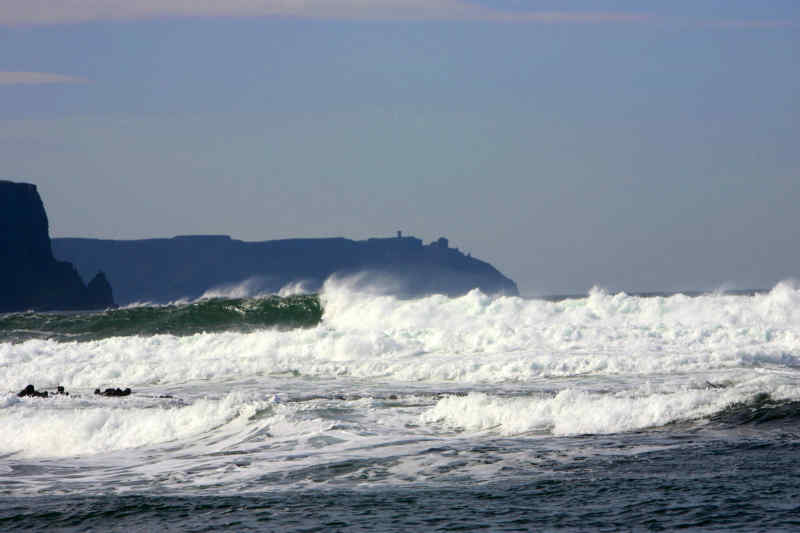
[0,180,115,312]
[53,234,519,304]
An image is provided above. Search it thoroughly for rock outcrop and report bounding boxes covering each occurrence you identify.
[0,180,115,312]
[95,387,132,397]
[86,271,114,308]
[53,234,519,304]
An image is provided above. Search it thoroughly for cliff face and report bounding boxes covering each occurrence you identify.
[0,181,52,267]
[0,180,115,312]
[53,234,519,304]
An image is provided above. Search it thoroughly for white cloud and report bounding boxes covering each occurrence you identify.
[0,0,650,26]
[0,72,89,85]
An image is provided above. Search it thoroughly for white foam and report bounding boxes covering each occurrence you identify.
[2,281,800,391]
[0,392,269,458]
[421,376,800,436]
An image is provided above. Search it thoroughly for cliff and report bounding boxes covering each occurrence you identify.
[53,234,519,304]
[0,180,115,312]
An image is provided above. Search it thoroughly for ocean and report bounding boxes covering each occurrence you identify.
[2,279,800,531]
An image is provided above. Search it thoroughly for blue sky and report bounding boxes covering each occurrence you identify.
[1,1,798,295]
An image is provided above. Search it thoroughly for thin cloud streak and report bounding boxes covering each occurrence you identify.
[0,0,650,26]
[705,19,796,29]
[0,72,89,85]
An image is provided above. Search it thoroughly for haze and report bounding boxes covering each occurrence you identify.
[1,1,798,295]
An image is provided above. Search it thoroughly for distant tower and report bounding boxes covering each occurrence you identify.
[397,230,402,239]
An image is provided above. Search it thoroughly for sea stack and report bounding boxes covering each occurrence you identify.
[0,180,115,312]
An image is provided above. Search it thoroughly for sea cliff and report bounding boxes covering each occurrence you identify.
[53,234,519,304]
[0,180,115,312]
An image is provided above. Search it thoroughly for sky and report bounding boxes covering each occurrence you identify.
[1,1,798,296]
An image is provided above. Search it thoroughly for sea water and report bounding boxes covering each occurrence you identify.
[1,280,800,531]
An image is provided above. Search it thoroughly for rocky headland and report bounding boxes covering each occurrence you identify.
[0,180,115,312]
[54,233,519,304]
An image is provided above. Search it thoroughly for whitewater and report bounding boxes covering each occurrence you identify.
[2,279,800,531]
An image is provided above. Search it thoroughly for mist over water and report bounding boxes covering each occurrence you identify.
[2,279,800,530]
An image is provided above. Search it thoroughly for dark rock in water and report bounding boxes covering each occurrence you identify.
[18,384,48,398]
[0,180,116,312]
[52,234,519,304]
[16,384,69,397]
[95,387,132,397]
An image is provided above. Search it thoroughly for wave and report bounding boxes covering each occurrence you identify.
[0,295,322,342]
[2,280,800,390]
[0,391,272,458]
[419,382,800,437]
[709,392,800,427]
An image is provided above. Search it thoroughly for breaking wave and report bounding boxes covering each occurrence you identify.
[420,382,800,437]
[2,280,800,389]
[0,295,322,342]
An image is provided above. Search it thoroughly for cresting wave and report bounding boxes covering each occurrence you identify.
[421,382,800,436]
[0,295,322,342]
[2,279,800,388]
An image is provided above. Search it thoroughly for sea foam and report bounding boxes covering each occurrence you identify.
[0,392,270,458]
[420,375,800,436]
[2,280,800,392]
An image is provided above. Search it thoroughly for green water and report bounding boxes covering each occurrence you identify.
[0,295,322,343]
